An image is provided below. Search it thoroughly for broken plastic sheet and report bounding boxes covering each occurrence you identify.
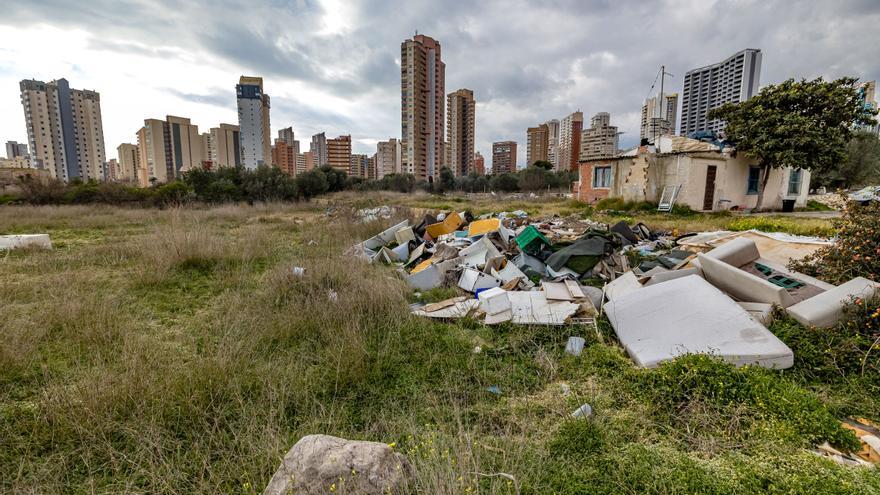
[603,275,793,369]
[412,297,480,319]
[484,291,579,326]
[459,236,502,269]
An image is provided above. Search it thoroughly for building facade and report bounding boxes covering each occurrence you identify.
[680,49,762,136]
[492,141,517,174]
[116,143,139,182]
[326,135,352,174]
[349,153,370,178]
[640,93,678,144]
[857,81,879,137]
[209,124,241,169]
[236,76,271,169]
[136,119,166,186]
[474,151,485,175]
[20,78,106,182]
[446,88,475,176]
[581,112,619,161]
[165,115,204,177]
[401,34,445,181]
[310,132,327,167]
[375,138,402,178]
[558,111,583,172]
[526,123,549,166]
[5,141,28,159]
[272,139,298,176]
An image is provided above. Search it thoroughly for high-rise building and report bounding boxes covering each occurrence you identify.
[135,116,204,185]
[272,139,298,176]
[278,127,295,145]
[558,111,583,172]
[640,93,678,144]
[303,151,316,172]
[19,78,106,182]
[5,141,28,159]
[680,49,762,136]
[857,81,879,137]
[310,132,327,167]
[545,119,560,170]
[236,76,271,169]
[446,88,475,176]
[295,153,307,174]
[165,115,204,176]
[349,153,369,178]
[136,118,167,186]
[581,112,619,161]
[116,143,139,182]
[401,34,446,181]
[105,159,120,181]
[526,124,550,166]
[474,151,485,175]
[492,141,517,174]
[209,124,241,168]
[327,135,352,174]
[375,138,402,179]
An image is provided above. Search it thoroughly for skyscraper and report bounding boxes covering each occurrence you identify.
[474,151,485,175]
[236,76,271,169]
[558,111,583,172]
[401,34,445,182]
[640,93,678,144]
[492,141,517,174]
[116,143,139,183]
[581,112,619,161]
[278,127,295,146]
[5,141,28,159]
[135,116,204,185]
[136,118,167,186]
[326,135,352,174]
[310,132,327,167]
[272,139,297,176]
[209,124,241,168]
[680,49,762,136]
[20,78,106,182]
[446,88,475,176]
[526,124,549,166]
[375,138,402,179]
[349,153,369,178]
[545,119,560,170]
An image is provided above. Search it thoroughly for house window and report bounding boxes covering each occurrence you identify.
[787,168,802,196]
[592,166,612,188]
[747,166,760,194]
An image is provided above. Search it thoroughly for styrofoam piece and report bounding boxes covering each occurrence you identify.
[0,234,52,250]
[484,291,579,326]
[412,299,480,318]
[697,253,795,307]
[571,403,593,418]
[458,268,502,293]
[604,271,642,301]
[543,281,574,301]
[565,336,586,356]
[459,236,502,269]
[603,275,793,369]
[491,261,534,289]
[478,287,511,315]
[786,277,878,328]
[644,267,702,286]
[405,257,462,290]
[737,302,774,325]
[395,227,416,245]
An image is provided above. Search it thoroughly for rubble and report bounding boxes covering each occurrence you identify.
[351,207,875,369]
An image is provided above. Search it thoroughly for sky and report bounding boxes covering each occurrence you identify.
[1,0,878,167]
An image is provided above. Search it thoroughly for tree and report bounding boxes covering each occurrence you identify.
[438,166,456,193]
[814,131,880,189]
[533,160,553,170]
[708,77,877,210]
[295,169,329,199]
[518,166,549,191]
[489,173,520,192]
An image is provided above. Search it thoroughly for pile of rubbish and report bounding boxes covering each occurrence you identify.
[352,208,878,373]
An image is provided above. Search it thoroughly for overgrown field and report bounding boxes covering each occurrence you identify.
[1,198,878,494]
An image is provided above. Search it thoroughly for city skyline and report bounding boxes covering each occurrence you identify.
[1,1,878,167]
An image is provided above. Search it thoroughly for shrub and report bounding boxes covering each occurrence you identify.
[489,173,520,192]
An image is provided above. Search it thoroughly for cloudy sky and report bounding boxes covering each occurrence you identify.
[1,0,878,166]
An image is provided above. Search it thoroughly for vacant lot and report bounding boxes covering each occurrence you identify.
[1,196,878,494]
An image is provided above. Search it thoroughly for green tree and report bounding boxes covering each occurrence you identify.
[489,173,520,192]
[532,160,553,170]
[518,165,549,191]
[814,131,880,189]
[708,77,877,209]
[438,166,456,193]
[295,169,329,199]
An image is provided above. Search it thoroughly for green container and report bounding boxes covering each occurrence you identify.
[515,225,550,254]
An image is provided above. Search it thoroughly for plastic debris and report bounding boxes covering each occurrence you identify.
[565,336,586,356]
[572,403,593,419]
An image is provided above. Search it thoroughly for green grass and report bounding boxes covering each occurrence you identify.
[0,200,875,493]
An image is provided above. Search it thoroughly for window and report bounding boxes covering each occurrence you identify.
[787,168,802,195]
[593,166,612,188]
[746,166,761,194]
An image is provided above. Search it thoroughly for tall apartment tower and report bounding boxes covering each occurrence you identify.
[326,135,352,174]
[135,116,203,185]
[581,112,619,161]
[446,88,475,176]
[558,111,583,172]
[272,139,298,176]
[545,119,560,169]
[680,49,762,136]
[277,127,295,146]
[209,124,241,168]
[401,34,445,181]
[474,151,485,175]
[349,153,370,178]
[116,143,139,183]
[20,78,106,182]
[640,93,678,144]
[5,141,28,159]
[375,138,402,179]
[526,124,550,166]
[492,141,517,174]
[236,76,271,169]
[310,132,328,166]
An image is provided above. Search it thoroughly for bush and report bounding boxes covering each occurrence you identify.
[790,200,880,283]
[489,173,519,192]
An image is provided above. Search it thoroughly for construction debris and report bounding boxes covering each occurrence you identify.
[0,234,52,250]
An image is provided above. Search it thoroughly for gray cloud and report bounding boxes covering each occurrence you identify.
[2,0,879,159]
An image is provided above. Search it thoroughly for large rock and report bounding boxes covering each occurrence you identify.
[264,434,411,495]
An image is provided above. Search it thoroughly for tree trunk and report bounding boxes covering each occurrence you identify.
[755,163,772,212]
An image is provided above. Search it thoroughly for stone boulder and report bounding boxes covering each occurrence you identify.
[264,434,411,495]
